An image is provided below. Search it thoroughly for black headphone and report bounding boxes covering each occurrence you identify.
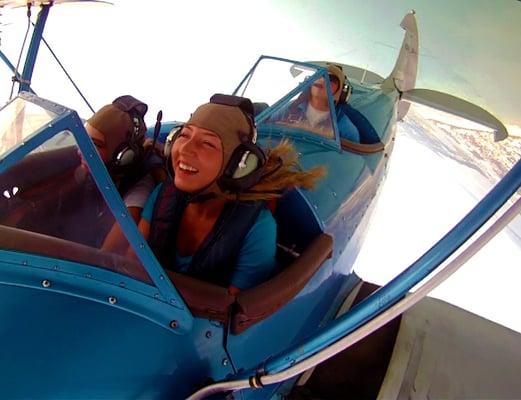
[164,94,267,194]
[110,95,148,170]
[338,79,352,104]
[211,94,266,194]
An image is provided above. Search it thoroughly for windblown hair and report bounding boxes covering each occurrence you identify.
[228,139,326,201]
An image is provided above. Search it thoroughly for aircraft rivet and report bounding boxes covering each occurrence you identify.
[154,293,160,299]
[53,265,58,270]
[119,282,125,288]
[170,299,176,305]
[205,331,212,339]
[41,279,51,288]
[332,191,337,197]
[108,296,117,305]
[22,260,28,266]
[159,275,164,280]
[121,212,127,218]
[222,358,229,366]
[85,273,92,278]
[170,320,179,329]
[139,243,145,249]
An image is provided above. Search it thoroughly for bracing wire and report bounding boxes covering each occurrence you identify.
[34,23,95,113]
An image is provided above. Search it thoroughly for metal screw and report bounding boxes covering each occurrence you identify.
[205,331,212,339]
[41,279,51,288]
[222,358,229,366]
[108,296,117,305]
[170,320,179,329]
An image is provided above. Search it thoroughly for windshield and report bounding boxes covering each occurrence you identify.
[234,57,339,141]
[234,57,318,107]
[0,97,153,285]
[0,97,57,157]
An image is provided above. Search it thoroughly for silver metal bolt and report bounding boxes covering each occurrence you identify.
[41,279,51,288]
[108,296,117,305]
[222,358,229,366]
[170,320,179,329]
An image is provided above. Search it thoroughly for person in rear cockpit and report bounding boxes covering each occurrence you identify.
[82,95,166,223]
[285,64,360,143]
[59,95,165,250]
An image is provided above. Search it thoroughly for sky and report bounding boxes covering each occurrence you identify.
[0,1,520,330]
[1,1,520,130]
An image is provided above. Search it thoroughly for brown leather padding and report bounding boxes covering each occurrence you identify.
[231,233,333,334]
[0,225,333,332]
[0,225,151,283]
[167,271,235,322]
[340,138,385,154]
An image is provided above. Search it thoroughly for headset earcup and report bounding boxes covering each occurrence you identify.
[218,143,266,193]
[339,80,351,104]
[232,152,259,179]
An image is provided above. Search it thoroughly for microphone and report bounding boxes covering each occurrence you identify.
[151,110,163,154]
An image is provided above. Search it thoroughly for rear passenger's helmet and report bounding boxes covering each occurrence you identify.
[175,94,266,200]
[87,95,148,171]
[327,64,351,104]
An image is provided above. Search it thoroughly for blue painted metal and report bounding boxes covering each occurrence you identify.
[0,278,233,399]
[19,4,50,93]
[0,250,180,328]
[247,156,521,376]
[0,50,16,73]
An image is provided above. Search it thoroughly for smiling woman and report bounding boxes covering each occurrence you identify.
[136,93,325,294]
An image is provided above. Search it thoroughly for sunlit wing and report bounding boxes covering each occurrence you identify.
[0,0,112,7]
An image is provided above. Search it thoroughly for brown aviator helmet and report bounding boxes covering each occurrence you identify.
[174,94,266,199]
[86,95,148,170]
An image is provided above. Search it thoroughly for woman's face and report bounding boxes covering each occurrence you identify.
[171,124,223,193]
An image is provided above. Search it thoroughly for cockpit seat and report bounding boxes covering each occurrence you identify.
[231,232,332,334]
